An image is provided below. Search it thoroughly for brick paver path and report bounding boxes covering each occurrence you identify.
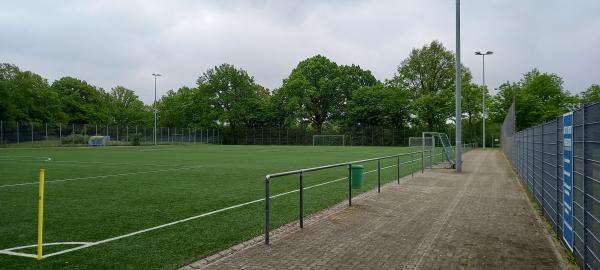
[194,150,564,269]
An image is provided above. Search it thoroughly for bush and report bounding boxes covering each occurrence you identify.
[61,134,89,144]
[132,133,143,146]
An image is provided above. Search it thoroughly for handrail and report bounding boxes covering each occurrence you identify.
[264,150,428,244]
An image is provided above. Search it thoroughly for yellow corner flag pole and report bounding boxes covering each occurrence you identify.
[37,169,45,260]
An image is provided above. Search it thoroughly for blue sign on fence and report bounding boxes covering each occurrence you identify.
[563,112,574,251]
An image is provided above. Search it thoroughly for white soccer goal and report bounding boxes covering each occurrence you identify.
[312,135,347,146]
[409,136,435,147]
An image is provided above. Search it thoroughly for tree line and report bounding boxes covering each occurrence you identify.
[1,40,598,141]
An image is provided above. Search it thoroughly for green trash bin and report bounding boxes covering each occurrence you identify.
[351,164,364,189]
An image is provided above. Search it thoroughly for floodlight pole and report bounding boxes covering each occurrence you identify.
[152,73,162,146]
[455,0,462,172]
[475,51,493,149]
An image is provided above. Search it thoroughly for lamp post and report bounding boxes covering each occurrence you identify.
[152,73,161,145]
[455,0,462,172]
[474,51,493,149]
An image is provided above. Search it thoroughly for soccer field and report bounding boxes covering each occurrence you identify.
[0,144,430,269]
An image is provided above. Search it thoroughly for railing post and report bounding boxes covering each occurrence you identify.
[348,164,352,206]
[421,150,424,173]
[377,159,381,193]
[411,152,414,179]
[265,176,270,245]
[300,171,304,228]
[397,155,400,184]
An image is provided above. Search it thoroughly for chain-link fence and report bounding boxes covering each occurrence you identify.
[0,121,220,146]
[502,101,600,269]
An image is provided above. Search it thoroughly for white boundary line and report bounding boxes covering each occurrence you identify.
[0,166,203,188]
[0,158,188,167]
[0,164,406,259]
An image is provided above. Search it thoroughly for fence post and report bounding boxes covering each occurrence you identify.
[126,126,129,142]
[31,122,34,142]
[397,155,400,184]
[582,106,587,266]
[116,125,119,141]
[348,164,352,206]
[59,123,62,142]
[45,122,48,141]
[377,159,381,193]
[72,124,75,144]
[106,124,109,137]
[265,176,270,245]
[421,150,424,173]
[411,153,414,179]
[0,120,2,143]
[95,124,98,136]
[300,171,304,228]
[17,121,19,144]
[556,119,560,239]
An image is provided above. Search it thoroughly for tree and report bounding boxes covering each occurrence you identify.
[579,84,600,104]
[388,40,473,130]
[52,77,111,124]
[461,82,487,141]
[278,55,377,132]
[489,69,576,130]
[0,63,65,122]
[197,64,268,141]
[110,86,151,126]
[347,84,411,128]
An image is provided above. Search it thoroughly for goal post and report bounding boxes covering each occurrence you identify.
[312,135,347,146]
[409,136,434,147]
[419,132,455,168]
[88,136,110,146]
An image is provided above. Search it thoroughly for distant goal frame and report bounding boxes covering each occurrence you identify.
[312,135,348,146]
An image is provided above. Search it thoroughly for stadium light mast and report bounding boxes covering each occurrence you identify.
[475,51,493,149]
[455,0,462,172]
[152,73,162,145]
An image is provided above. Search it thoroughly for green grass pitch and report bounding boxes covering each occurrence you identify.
[0,144,433,269]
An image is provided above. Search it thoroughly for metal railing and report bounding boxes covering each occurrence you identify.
[263,150,429,244]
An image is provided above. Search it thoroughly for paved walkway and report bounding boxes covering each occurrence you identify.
[190,150,565,269]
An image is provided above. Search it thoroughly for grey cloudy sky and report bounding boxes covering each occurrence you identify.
[1,0,599,104]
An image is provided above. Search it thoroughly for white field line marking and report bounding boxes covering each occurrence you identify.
[1,163,407,259]
[0,158,187,168]
[0,166,202,188]
[0,242,91,259]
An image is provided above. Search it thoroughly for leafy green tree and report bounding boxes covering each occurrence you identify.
[51,77,111,124]
[388,40,473,130]
[489,69,576,130]
[0,63,65,122]
[579,84,600,104]
[277,55,377,132]
[197,64,268,141]
[110,86,151,126]
[347,85,411,128]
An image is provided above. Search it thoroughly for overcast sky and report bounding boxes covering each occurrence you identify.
[1,0,598,104]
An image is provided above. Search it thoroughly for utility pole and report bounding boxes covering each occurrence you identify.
[455,0,462,172]
[152,73,162,145]
[475,51,493,149]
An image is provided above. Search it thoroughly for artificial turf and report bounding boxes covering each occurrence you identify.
[0,144,436,269]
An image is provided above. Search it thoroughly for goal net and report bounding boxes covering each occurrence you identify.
[88,136,110,146]
[313,135,346,146]
[409,137,434,147]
